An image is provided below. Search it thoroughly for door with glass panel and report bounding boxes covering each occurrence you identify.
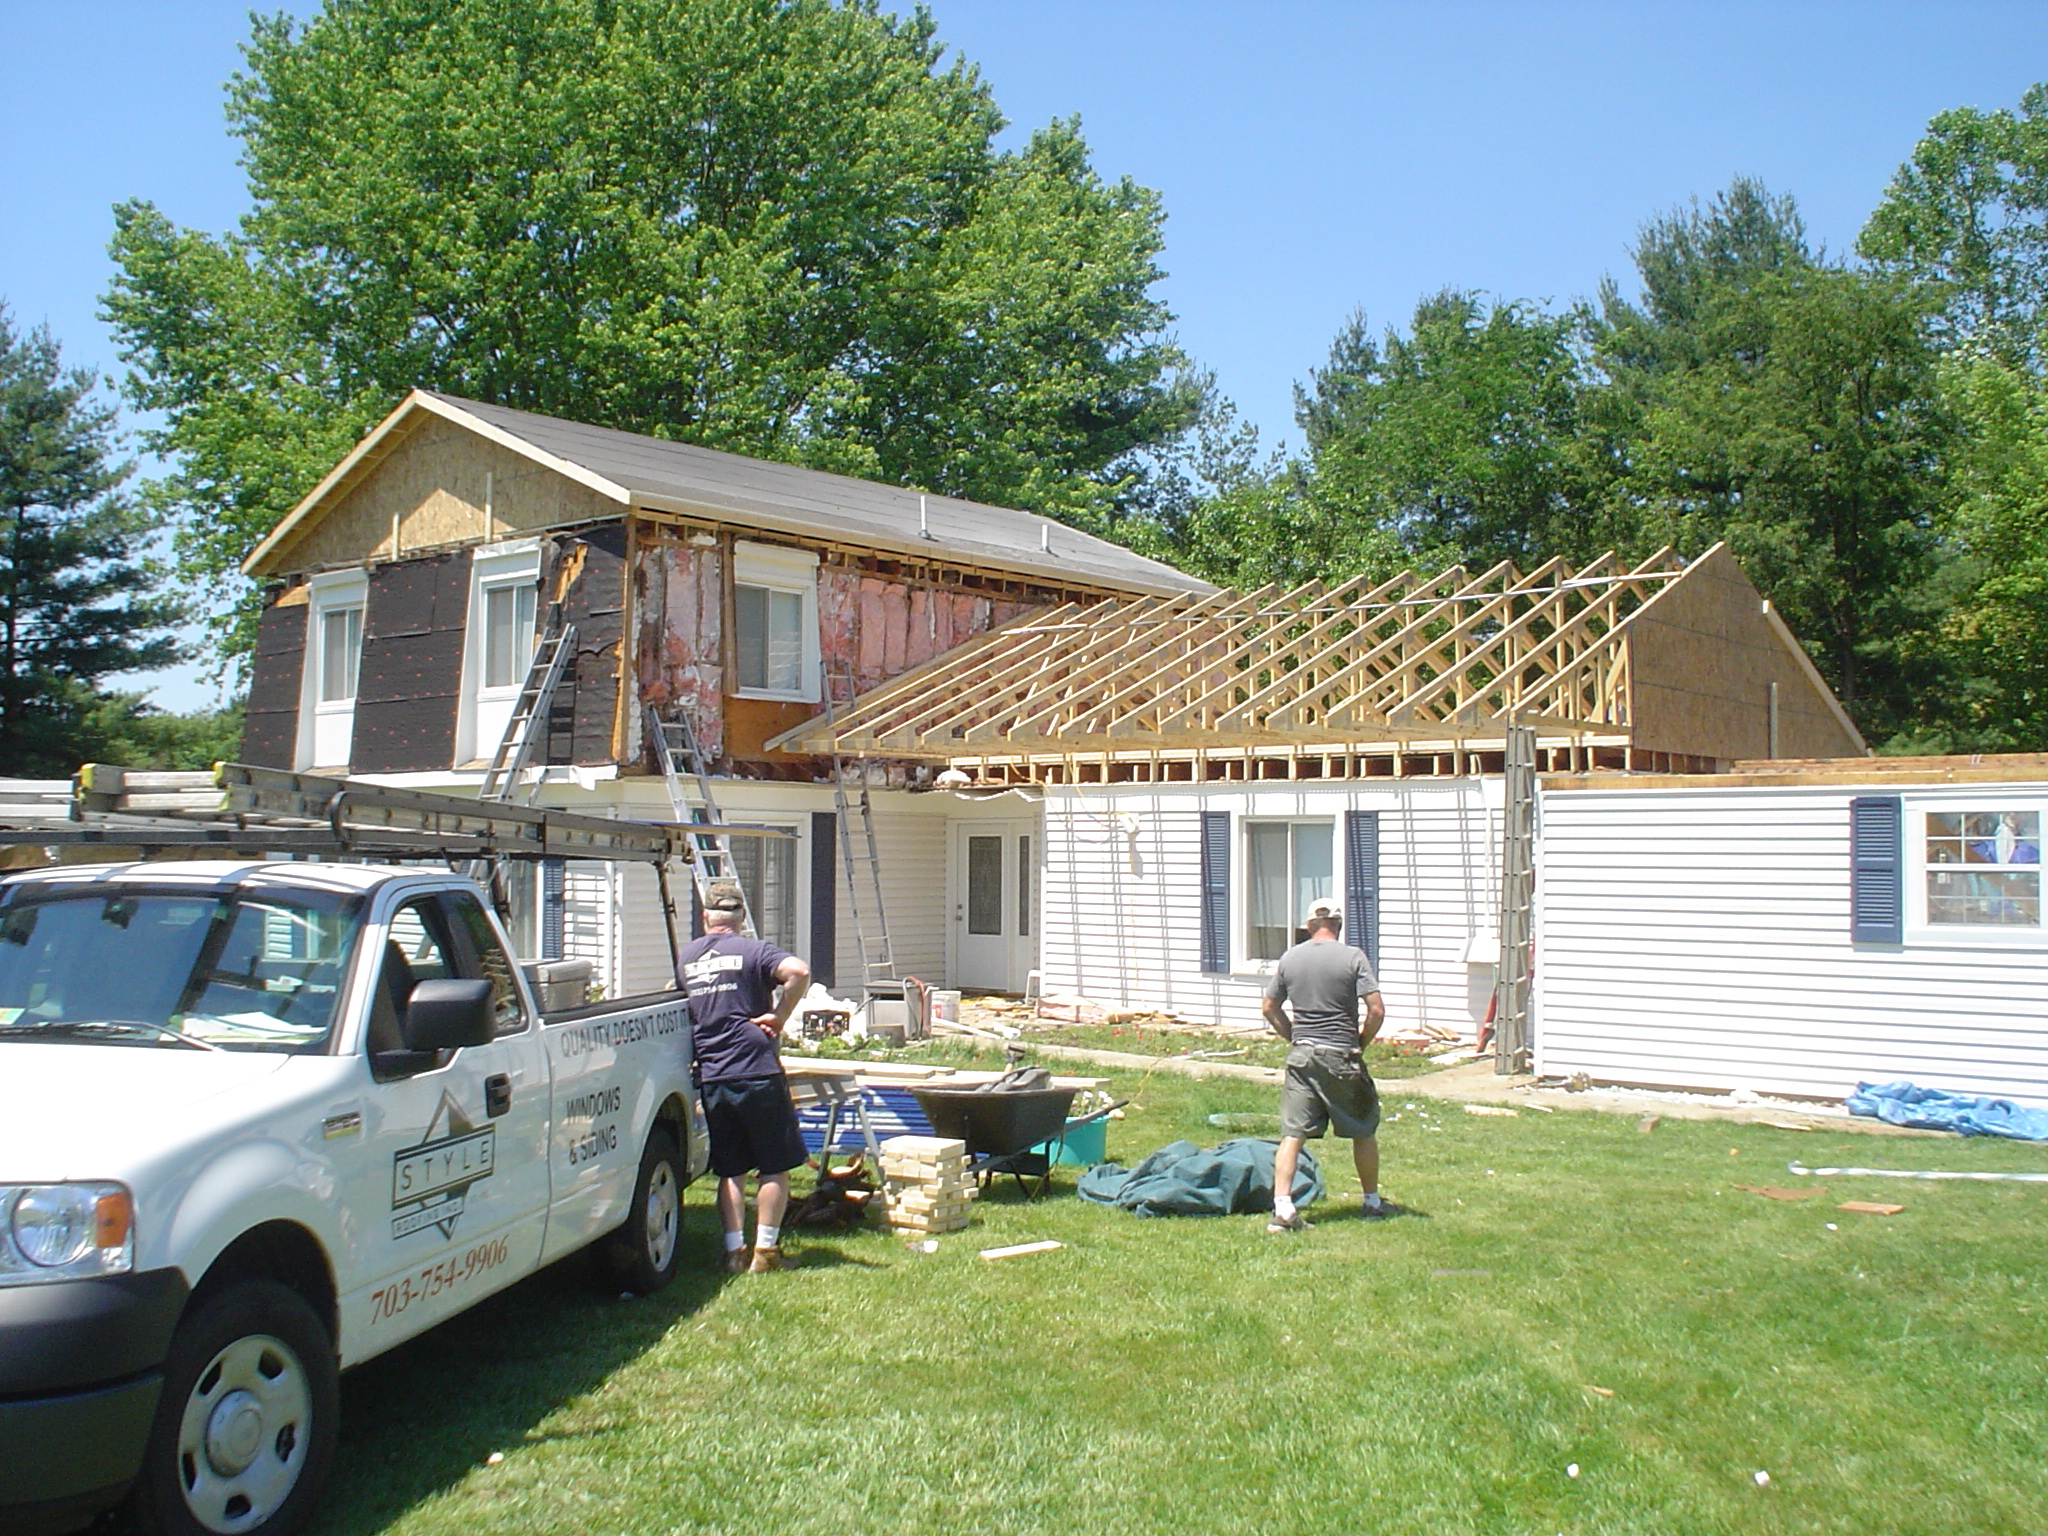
[952,821,1037,992]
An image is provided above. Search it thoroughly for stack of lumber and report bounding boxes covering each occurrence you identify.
[879,1135,975,1235]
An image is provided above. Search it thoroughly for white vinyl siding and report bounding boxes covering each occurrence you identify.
[1040,782,1498,1038]
[833,808,947,990]
[1535,785,2048,1107]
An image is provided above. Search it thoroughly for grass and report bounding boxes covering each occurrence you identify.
[316,1053,2048,1536]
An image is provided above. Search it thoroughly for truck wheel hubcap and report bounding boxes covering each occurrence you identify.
[177,1334,311,1532]
[645,1159,678,1270]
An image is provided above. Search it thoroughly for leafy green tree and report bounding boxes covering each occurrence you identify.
[1860,83,2048,362]
[0,307,184,777]
[1911,355,2048,748]
[107,0,1191,652]
[83,696,246,771]
[1590,184,1953,739]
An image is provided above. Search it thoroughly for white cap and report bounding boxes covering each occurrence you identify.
[1302,900,1343,928]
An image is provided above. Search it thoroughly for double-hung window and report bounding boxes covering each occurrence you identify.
[1865,795,2048,946]
[1245,819,1335,962]
[732,542,819,702]
[463,544,542,764]
[300,571,367,769]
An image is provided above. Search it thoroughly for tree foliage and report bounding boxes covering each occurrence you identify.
[1591,182,1952,738]
[1860,83,2048,362]
[107,0,1191,651]
[0,307,183,777]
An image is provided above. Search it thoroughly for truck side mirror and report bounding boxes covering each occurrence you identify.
[401,979,497,1052]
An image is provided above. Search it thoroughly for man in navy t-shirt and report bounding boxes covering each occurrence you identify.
[677,881,811,1272]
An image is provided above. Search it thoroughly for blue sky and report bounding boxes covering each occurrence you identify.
[3,1,2046,706]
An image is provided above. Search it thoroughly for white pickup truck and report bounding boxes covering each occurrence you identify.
[0,857,707,1536]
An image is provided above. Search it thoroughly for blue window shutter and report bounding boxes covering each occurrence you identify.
[810,811,837,986]
[1850,795,1904,944]
[1199,811,1230,974]
[1345,810,1381,969]
[540,857,565,961]
[688,878,704,941]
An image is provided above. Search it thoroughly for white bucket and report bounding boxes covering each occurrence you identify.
[929,989,962,1024]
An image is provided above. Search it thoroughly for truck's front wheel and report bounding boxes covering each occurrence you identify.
[603,1127,683,1293]
[133,1279,338,1536]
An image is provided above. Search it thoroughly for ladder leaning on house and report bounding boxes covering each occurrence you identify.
[825,665,896,999]
[463,607,578,890]
[644,703,756,939]
[478,607,578,807]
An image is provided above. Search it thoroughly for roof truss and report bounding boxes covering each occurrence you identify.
[777,548,1694,759]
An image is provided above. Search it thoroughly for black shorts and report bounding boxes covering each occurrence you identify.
[701,1074,809,1179]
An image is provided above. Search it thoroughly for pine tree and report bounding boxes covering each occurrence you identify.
[0,305,183,775]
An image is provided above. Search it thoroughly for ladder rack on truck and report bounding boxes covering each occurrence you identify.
[0,762,694,863]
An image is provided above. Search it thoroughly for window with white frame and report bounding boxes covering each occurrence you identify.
[730,826,800,954]
[732,542,819,701]
[300,571,367,768]
[1245,819,1335,962]
[1921,807,2041,931]
[462,545,542,764]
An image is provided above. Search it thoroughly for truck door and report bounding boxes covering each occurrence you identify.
[333,888,552,1356]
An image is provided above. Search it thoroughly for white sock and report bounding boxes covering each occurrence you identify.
[755,1224,781,1251]
[723,1230,747,1253]
[1272,1195,1296,1222]
[1363,1192,1384,1211]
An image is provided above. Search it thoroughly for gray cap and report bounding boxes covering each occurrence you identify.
[703,881,746,913]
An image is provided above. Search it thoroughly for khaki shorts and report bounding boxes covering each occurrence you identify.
[1280,1043,1381,1140]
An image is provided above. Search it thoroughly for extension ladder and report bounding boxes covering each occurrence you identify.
[644,703,756,939]
[825,665,896,997]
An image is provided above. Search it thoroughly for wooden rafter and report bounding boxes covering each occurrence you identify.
[769,548,1705,760]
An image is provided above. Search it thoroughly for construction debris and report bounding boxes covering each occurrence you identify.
[1635,1115,1661,1133]
[979,1240,1063,1262]
[1463,1104,1519,1118]
[1838,1201,1906,1216]
[879,1135,976,1235]
[1791,1161,2048,1184]
[1734,1185,1825,1202]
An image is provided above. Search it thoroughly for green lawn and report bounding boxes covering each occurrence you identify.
[1007,1018,1447,1078]
[319,1054,2048,1536]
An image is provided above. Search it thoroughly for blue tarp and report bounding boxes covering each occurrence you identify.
[1845,1081,2048,1141]
[1076,1137,1323,1217]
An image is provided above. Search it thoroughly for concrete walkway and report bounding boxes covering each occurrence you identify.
[1018,1041,1944,1137]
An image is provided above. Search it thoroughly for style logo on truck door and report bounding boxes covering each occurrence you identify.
[391,1090,496,1240]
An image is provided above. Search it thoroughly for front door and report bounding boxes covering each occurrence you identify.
[952,820,1037,993]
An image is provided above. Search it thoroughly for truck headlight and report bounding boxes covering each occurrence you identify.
[0,1183,134,1285]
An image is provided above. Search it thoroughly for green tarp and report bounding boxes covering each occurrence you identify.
[1076,1137,1324,1217]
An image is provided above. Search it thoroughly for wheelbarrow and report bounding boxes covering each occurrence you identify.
[908,1086,1128,1198]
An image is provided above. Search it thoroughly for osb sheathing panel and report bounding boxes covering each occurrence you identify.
[1625,547,1862,762]
[550,525,628,766]
[268,416,620,574]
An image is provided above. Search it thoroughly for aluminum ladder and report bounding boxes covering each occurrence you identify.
[825,666,896,998]
[477,609,577,806]
[644,703,756,939]
[1493,722,1536,1075]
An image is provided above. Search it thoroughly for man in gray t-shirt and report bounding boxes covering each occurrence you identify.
[1261,899,1390,1231]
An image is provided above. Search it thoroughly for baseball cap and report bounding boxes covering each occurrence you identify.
[703,881,746,913]
[1303,899,1343,927]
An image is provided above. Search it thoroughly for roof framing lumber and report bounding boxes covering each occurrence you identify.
[769,546,1721,760]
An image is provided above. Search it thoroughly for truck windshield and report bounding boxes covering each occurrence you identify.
[0,884,363,1053]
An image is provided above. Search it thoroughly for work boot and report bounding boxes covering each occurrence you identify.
[748,1245,786,1273]
[723,1246,752,1274]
